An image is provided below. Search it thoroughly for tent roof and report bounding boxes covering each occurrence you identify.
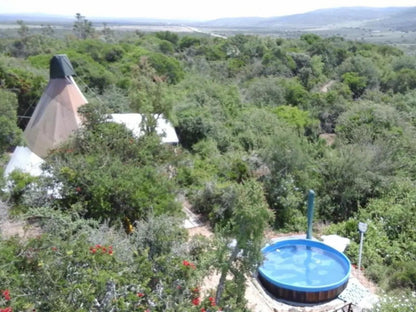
[108,114,179,144]
[50,54,76,79]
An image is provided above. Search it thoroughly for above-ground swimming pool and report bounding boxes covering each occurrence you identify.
[258,238,351,303]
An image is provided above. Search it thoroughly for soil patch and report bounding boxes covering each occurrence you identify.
[0,200,42,240]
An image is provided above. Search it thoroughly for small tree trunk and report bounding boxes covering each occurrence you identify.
[215,245,239,306]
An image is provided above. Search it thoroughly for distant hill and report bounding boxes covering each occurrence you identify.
[196,7,412,29]
[0,13,190,26]
[0,13,73,24]
[1,6,416,32]
[365,7,416,31]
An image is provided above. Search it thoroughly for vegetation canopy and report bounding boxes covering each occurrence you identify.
[1,15,416,311]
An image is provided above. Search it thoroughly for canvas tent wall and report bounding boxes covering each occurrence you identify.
[23,55,87,158]
[4,146,44,177]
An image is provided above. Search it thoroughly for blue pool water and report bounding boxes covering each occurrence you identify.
[259,239,351,292]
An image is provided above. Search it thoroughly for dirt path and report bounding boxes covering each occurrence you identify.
[0,200,41,239]
[320,80,336,93]
[0,199,11,232]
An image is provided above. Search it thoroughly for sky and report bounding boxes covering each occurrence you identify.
[0,0,415,20]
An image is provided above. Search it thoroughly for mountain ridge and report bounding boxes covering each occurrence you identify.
[195,7,413,28]
[1,6,415,31]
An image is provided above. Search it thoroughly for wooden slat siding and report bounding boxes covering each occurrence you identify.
[258,274,349,304]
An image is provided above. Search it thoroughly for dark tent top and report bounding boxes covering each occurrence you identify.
[50,54,76,79]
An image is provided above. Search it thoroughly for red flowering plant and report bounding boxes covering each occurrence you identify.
[1,290,11,302]
[188,286,223,311]
[89,244,114,256]
[0,209,215,311]
[191,297,200,306]
[190,286,200,307]
[180,258,198,281]
[193,294,224,312]
[0,289,12,312]
[182,259,196,269]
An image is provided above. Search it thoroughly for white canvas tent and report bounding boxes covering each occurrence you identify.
[108,114,179,144]
[4,146,44,177]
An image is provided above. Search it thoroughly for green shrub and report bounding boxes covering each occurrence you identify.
[373,292,416,312]
[193,181,238,227]
[0,90,22,153]
[5,170,38,213]
[389,261,416,290]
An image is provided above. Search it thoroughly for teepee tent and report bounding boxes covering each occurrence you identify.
[4,55,87,179]
[23,54,87,158]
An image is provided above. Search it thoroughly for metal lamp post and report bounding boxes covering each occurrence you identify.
[306,190,315,240]
[358,222,368,272]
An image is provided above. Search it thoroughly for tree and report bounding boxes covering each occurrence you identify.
[214,179,273,306]
[338,55,379,89]
[129,56,173,117]
[155,31,179,45]
[301,33,321,45]
[0,90,22,153]
[40,24,54,37]
[283,78,309,107]
[391,68,416,93]
[318,144,386,221]
[12,20,30,57]
[101,23,114,42]
[336,101,411,145]
[178,36,201,50]
[273,105,319,136]
[73,13,95,39]
[0,61,46,129]
[243,77,286,107]
[342,72,367,99]
[17,20,29,39]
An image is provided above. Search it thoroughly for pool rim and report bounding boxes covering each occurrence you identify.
[258,238,351,293]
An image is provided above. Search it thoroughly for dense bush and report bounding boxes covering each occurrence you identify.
[0,90,22,153]
[326,180,416,292]
[0,208,217,312]
[40,122,181,224]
